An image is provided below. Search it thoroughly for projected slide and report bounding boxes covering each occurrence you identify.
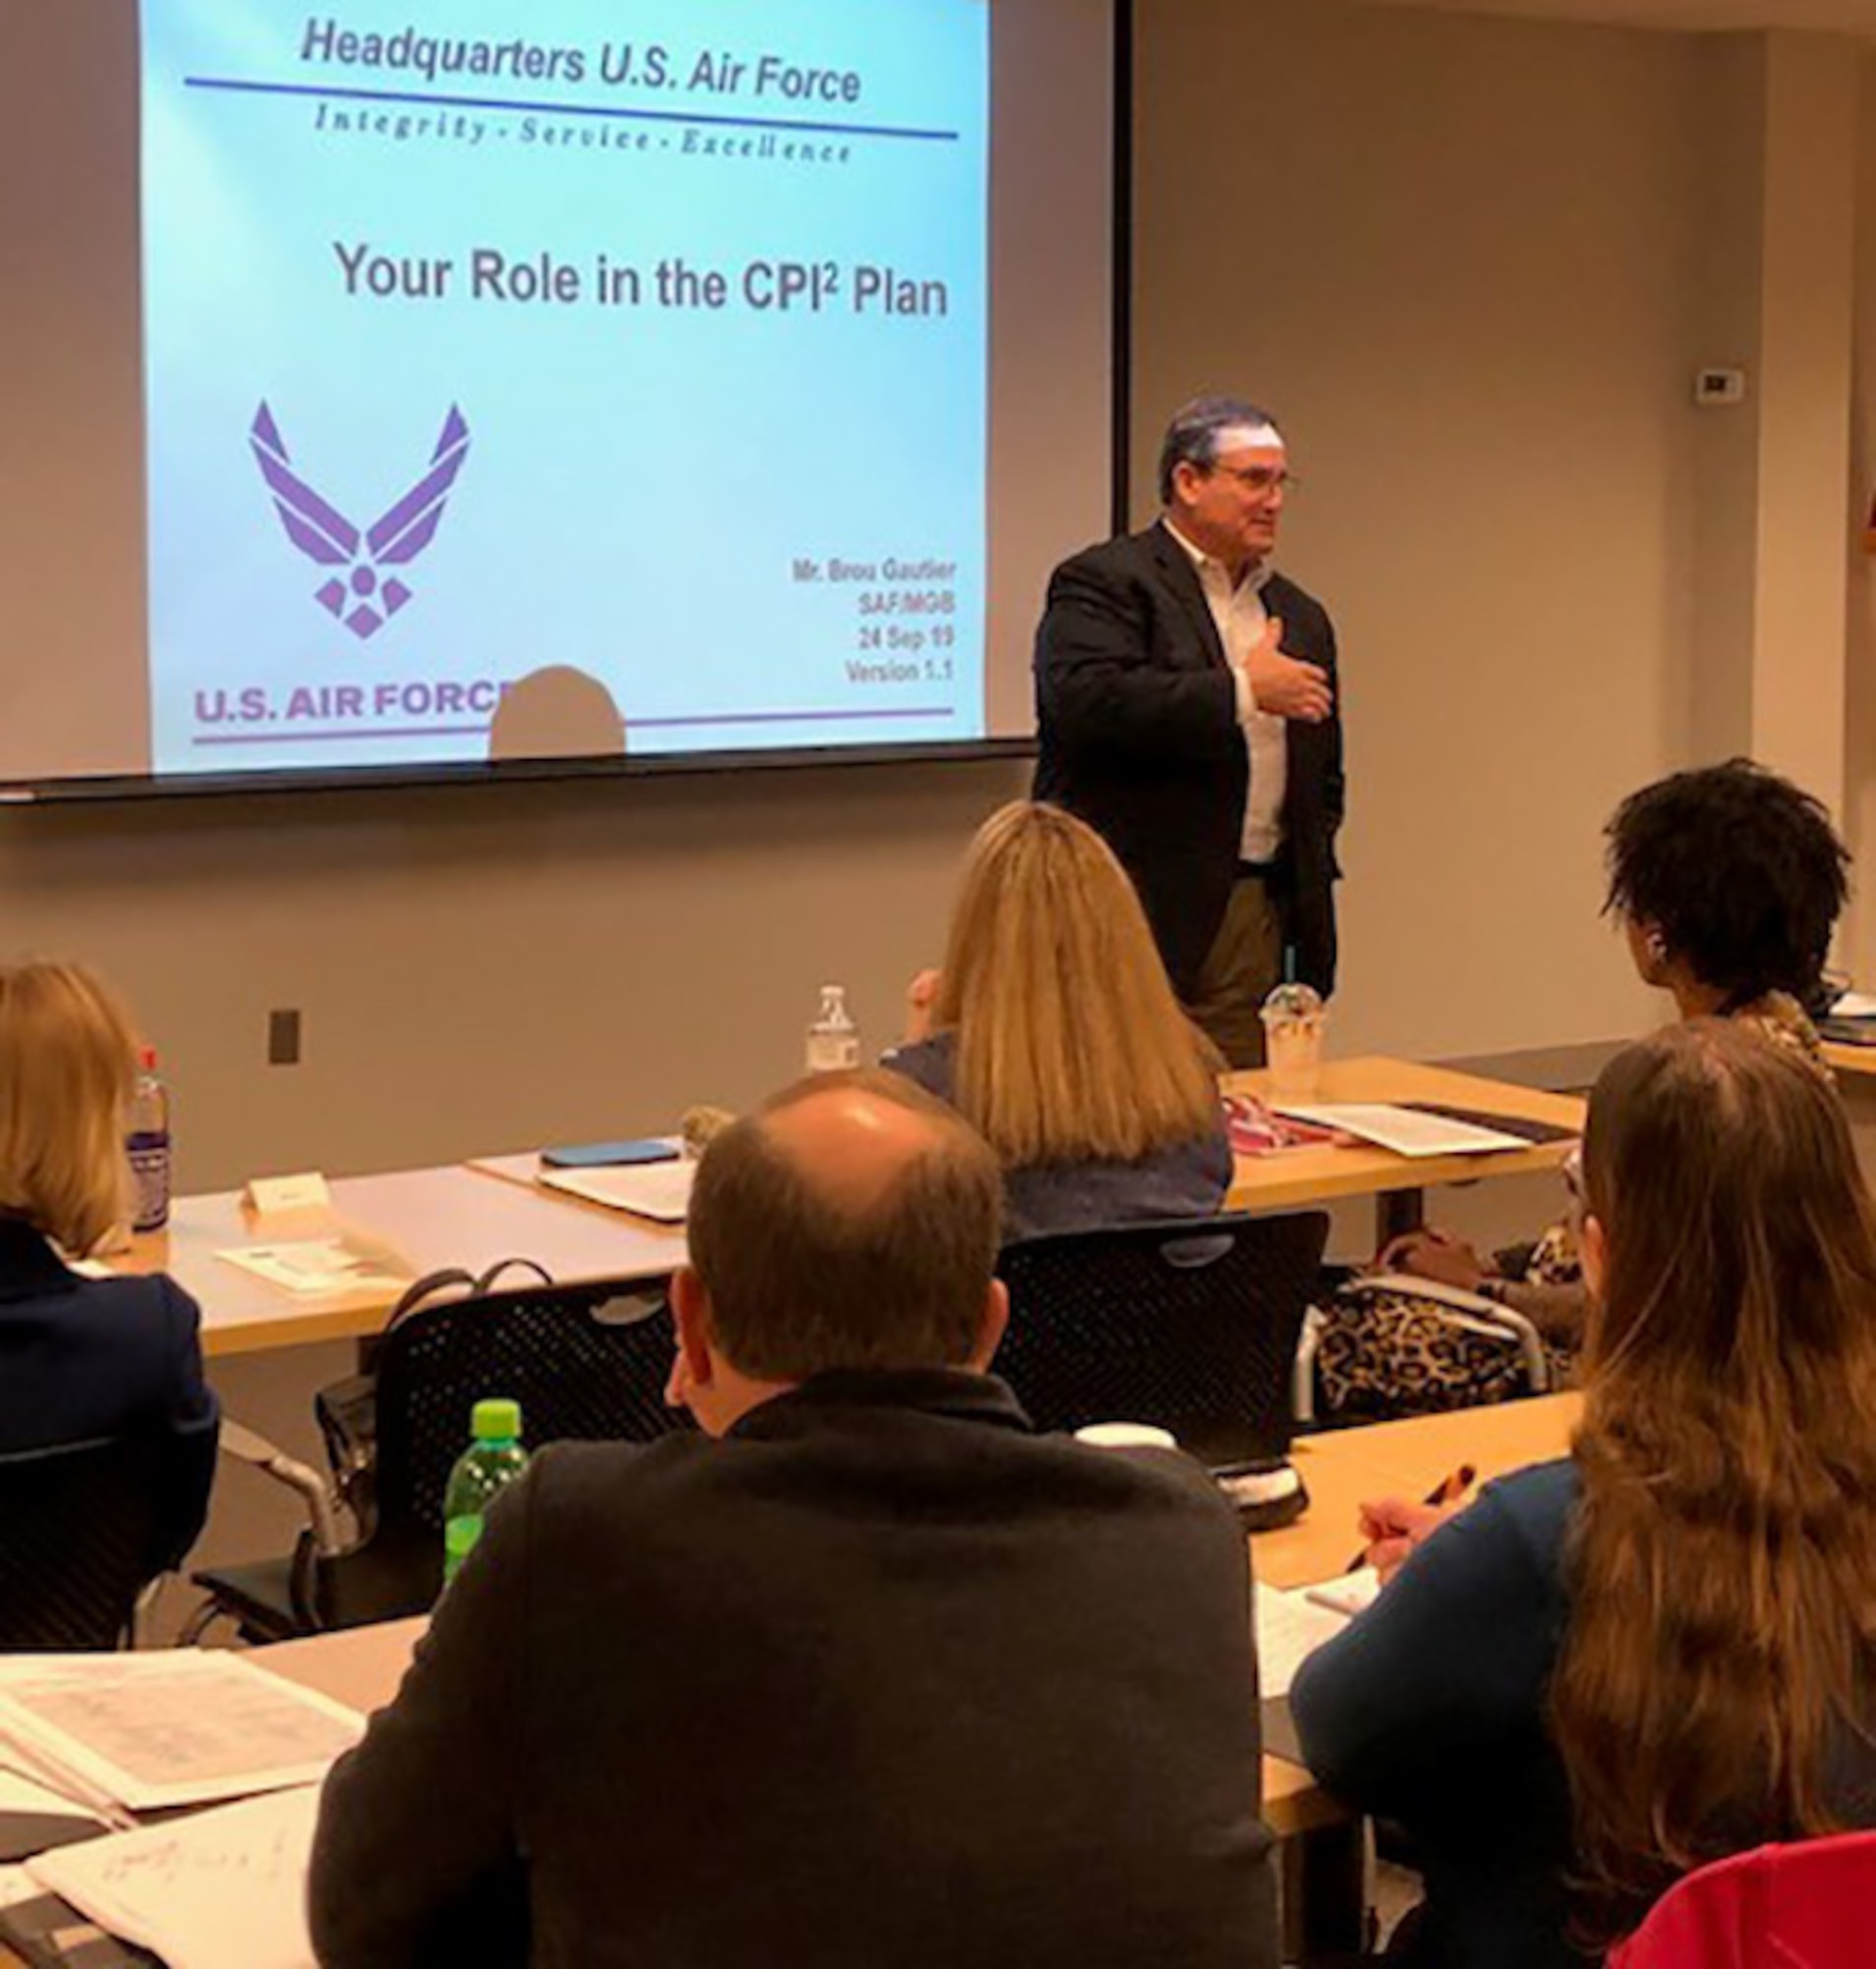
[141,2,988,773]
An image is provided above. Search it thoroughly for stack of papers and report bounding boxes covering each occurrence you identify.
[539,1159,696,1224]
[1273,1103,1535,1159]
[0,1652,362,1817]
[29,1787,321,1969]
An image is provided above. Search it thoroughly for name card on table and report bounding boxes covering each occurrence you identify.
[240,1171,333,1232]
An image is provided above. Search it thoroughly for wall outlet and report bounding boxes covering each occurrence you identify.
[268,1008,301,1066]
[1695,367,1748,407]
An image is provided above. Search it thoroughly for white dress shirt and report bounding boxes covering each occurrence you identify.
[1163,521,1287,864]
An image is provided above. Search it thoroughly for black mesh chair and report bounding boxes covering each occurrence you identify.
[190,1276,688,1639]
[0,1435,175,1649]
[993,1211,1330,1467]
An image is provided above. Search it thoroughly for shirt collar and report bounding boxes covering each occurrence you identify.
[728,1366,1033,1441]
[1161,517,1273,596]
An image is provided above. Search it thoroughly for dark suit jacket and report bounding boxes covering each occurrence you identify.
[1032,522,1344,999]
[310,1370,1278,1969]
[0,1217,219,1570]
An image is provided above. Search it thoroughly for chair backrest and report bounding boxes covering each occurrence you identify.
[319,1279,689,1624]
[0,1435,174,1649]
[1608,1831,1876,1969]
[993,1211,1329,1464]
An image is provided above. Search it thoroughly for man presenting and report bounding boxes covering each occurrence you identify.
[1033,396,1344,1065]
[309,1070,1277,1969]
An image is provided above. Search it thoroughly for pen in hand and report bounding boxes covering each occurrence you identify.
[1347,1462,1478,1573]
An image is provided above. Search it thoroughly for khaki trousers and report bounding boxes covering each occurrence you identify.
[1185,873,1282,1070]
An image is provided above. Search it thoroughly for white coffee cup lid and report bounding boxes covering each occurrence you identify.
[1074,1422,1178,1451]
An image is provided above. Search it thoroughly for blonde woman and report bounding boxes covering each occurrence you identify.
[0,962,218,1567]
[883,801,1232,1240]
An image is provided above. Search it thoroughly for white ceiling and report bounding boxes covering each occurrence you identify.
[1366,0,1876,36]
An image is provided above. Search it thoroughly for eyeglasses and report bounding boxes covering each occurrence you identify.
[1207,464,1299,498]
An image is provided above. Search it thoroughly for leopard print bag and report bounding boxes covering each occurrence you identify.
[1313,1274,1553,1422]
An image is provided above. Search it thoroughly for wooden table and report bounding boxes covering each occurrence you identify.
[99,1057,1577,1362]
[117,1165,685,1358]
[1824,1041,1876,1078]
[479,1056,1587,1248]
[1224,1055,1585,1241]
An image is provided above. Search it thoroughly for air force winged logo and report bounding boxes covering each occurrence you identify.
[250,404,471,640]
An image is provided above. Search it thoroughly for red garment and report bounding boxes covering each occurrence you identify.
[1608,1832,1876,1968]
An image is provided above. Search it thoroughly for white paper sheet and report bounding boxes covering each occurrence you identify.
[214,1239,408,1298]
[30,1786,319,1969]
[0,1766,109,1828]
[1304,1566,1383,1620]
[1273,1104,1533,1159]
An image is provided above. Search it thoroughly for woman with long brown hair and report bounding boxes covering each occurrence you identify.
[1291,1020,1876,1966]
[883,799,1231,1239]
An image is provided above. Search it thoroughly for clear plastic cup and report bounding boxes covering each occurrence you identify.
[1261,982,1327,1100]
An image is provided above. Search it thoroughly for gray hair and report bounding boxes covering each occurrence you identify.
[1157,395,1284,506]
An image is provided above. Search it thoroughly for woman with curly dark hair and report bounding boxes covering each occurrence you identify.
[1361,759,1848,1352]
[1603,756,1848,1027]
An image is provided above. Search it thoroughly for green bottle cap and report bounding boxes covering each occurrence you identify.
[471,1397,523,1442]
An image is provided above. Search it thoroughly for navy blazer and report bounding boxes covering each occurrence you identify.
[1032,521,1344,999]
[0,1218,219,1570]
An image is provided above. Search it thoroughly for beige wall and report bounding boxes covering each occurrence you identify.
[1845,46,1876,983]
[1137,0,1706,1058]
[6,0,1874,1195]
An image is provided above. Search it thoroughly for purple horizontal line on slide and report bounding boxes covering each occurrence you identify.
[193,726,493,746]
[183,76,960,142]
[633,707,957,730]
[190,707,956,746]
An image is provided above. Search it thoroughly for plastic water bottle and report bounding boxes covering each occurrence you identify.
[127,1047,172,1234]
[442,1399,529,1587]
[805,984,861,1074]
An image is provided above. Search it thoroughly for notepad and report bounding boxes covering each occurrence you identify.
[539,1159,696,1224]
[1252,1583,1351,1698]
[30,1787,319,1969]
[1273,1103,1534,1158]
[1252,1568,1388,1698]
[0,1654,362,1816]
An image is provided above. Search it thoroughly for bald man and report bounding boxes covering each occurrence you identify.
[310,1071,1277,1969]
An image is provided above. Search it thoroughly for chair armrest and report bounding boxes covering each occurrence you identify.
[218,1419,346,1556]
[1473,1302,1551,1394]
